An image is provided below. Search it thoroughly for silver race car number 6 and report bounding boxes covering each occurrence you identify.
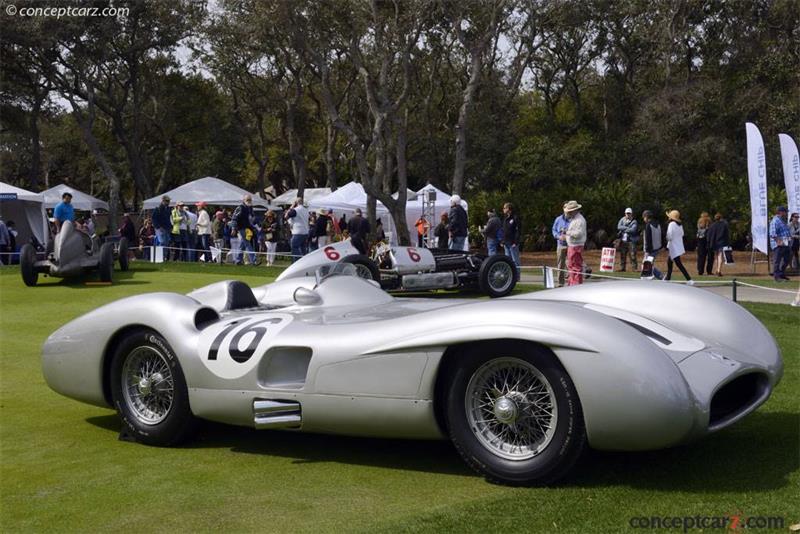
[197,314,292,379]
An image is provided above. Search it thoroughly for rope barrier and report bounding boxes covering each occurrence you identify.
[735,281,798,295]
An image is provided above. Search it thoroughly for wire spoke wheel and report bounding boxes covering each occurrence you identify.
[353,263,374,280]
[121,346,175,425]
[465,357,557,460]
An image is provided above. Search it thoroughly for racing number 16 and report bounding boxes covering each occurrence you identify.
[208,318,283,363]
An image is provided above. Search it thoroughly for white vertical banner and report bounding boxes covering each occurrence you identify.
[746,123,768,254]
[778,133,800,216]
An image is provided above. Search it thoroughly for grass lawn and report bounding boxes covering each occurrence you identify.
[0,262,798,532]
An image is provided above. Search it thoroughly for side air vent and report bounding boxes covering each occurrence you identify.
[194,307,220,330]
[709,372,769,429]
[616,319,672,346]
[258,347,312,389]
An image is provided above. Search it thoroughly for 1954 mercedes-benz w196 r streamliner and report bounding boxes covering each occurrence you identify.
[42,266,783,485]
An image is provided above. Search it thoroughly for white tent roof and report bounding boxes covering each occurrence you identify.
[143,177,270,209]
[42,184,109,211]
[308,182,391,213]
[272,187,332,205]
[0,181,48,247]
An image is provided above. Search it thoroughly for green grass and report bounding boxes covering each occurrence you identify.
[0,262,798,532]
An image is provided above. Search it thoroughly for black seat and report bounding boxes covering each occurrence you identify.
[226,281,259,310]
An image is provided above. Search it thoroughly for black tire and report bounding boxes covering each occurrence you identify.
[341,254,381,282]
[118,237,129,271]
[109,329,198,446]
[98,242,114,282]
[20,244,38,287]
[445,341,586,485]
[478,255,517,297]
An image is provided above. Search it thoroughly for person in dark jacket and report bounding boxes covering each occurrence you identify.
[435,213,449,249]
[641,210,664,280]
[705,212,730,277]
[502,202,522,272]
[347,208,370,254]
[695,212,713,275]
[483,209,502,255]
[151,195,172,256]
[232,195,257,265]
[447,195,468,250]
[314,208,331,249]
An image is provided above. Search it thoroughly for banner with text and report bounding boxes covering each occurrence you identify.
[778,133,800,217]
[746,123,768,254]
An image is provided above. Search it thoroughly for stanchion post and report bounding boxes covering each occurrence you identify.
[542,265,546,286]
[732,278,737,302]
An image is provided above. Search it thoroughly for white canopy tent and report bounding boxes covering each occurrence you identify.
[271,187,332,205]
[307,182,400,244]
[43,183,109,211]
[0,182,48,248]
[142,177,271,210]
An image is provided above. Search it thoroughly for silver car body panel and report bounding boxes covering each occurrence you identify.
[42,276,783,451]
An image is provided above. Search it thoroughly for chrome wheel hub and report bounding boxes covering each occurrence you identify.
[488,262,513,292]
[465,357,557,460]
[122,346,174,425]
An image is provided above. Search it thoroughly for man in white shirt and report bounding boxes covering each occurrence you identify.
[284,197,309,263]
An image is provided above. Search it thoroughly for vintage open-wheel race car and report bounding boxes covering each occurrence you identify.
[276,239,518,297]
[20,220,129,286]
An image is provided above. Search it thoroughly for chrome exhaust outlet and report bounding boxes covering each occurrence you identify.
[253,399,302,429]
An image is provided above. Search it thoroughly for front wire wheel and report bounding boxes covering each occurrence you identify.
[446,343,586,485]
[121,346,175,425]
[466,357,557,460]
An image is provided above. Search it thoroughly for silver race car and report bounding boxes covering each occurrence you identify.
[21,220,129,286]
[277,239,518,297]
[42,266,783,485]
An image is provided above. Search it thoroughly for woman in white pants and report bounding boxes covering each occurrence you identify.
[665,210,694,284]
[264,210,279,266]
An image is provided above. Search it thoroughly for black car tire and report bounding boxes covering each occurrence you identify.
[110,329,198,446]
[445,341,586,486]
[98,242,114,282]
[20,244,38,287]
[342,254,381,282]
[478,255,517,297]
[118,237,129,271]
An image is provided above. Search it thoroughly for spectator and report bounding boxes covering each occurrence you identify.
[152,195,171,256]
[563,201,586,286]
[308,211,318,251]
[263,210,279,266]
[196,202,211,262]
[665,210,693,284]
[769,206,792,282]
[53,191,75,232]
[706,212,730,277]
[415,215,430,247]
[233,194,258,265]
[483,209,502,256]
[447,195,468,250]
[85,214,96,236]
[184,204,198,261]
[551,206,569,287]
[616,207,639,271]
[170,201,187,261]
[347,207,370,255]
[338,213,347,236]
[696,212,713,275]
[0,214,10,265]
[119,213,137,246]
[502,202,522,274]
[375,218,386,242]
[788,212,799,271]
[211,210,225,263]
[138,218,154,260]
[284,197,309,263]
[435,213,449,249]
[315,208,331,249]
[642,210,664,280]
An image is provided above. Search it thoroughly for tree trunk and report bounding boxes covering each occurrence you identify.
[324,121,337,191]
[393,110,411,245]
[256,159,269,200]
[452,49,483,196]
[285,101,307,197]
[28,97,42,191]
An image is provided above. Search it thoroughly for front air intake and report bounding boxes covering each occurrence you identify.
[709,372,769,430]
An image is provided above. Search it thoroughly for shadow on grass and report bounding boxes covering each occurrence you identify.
[86,410,797,489]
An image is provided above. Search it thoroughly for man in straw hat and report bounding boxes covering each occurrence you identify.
[563,200,586,286]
